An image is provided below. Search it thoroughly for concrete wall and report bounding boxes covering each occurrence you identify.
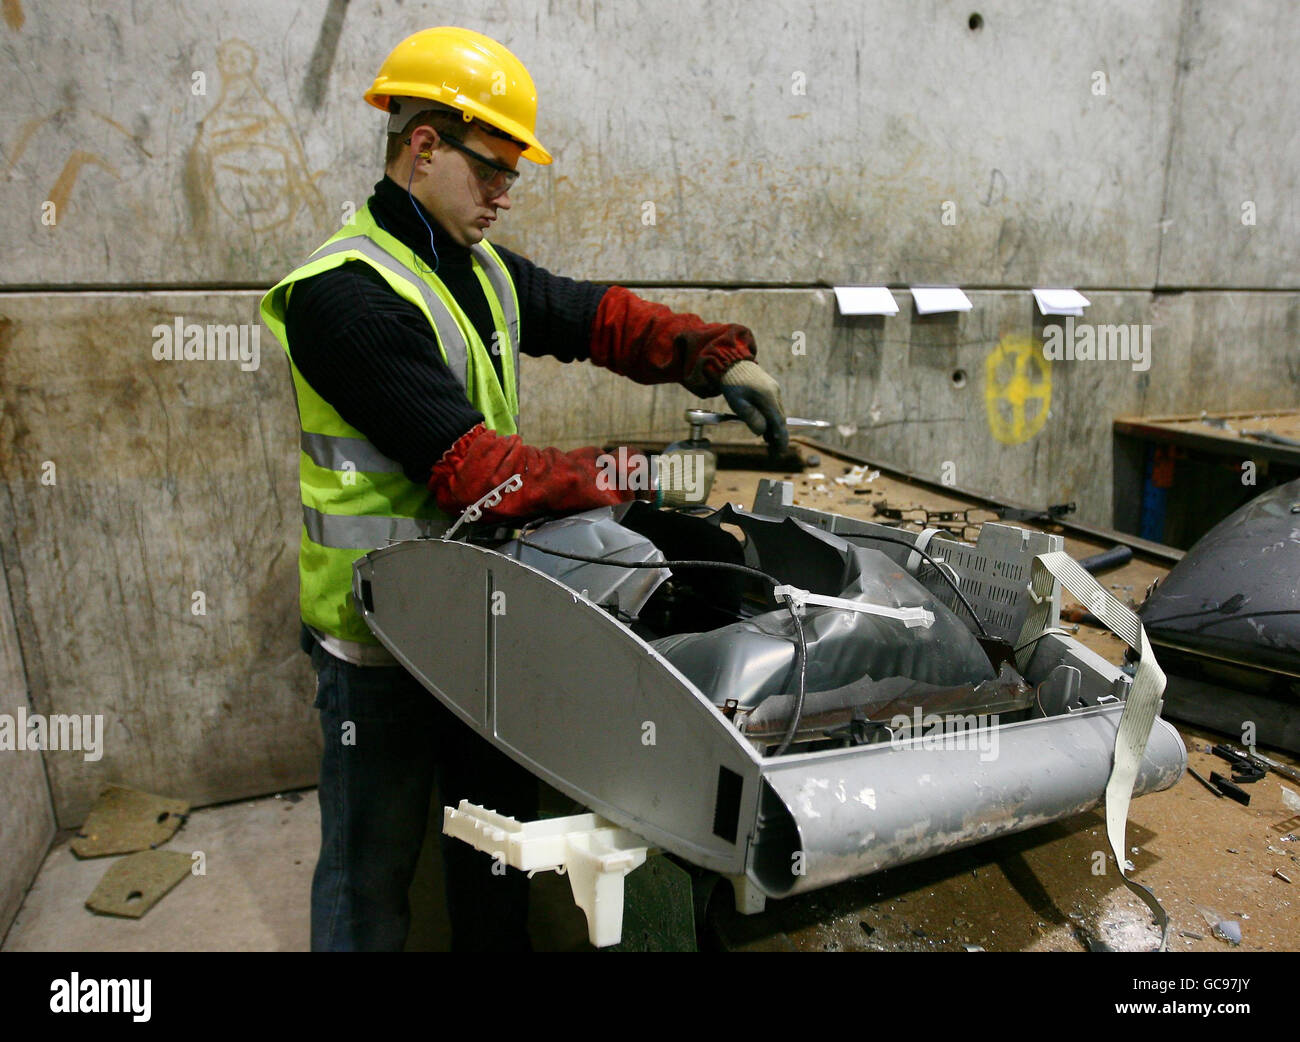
[0,295,315,827]
[0,544,54,937]
[0,1,1296,822]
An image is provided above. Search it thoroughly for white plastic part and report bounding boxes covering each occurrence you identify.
[443,800,649,948]
[728,873,768,915]
[444,473,523,539]
[773,585,935,629]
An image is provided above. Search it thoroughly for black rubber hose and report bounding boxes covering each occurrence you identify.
[1077,545,1133,575]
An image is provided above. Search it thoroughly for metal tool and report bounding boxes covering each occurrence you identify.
[683,409,830,444]
[1077,545,1133,575]
[1241,429,1300,449]
[1215,743,1300,785]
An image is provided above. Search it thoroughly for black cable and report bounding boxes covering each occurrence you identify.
[847,531,992,640]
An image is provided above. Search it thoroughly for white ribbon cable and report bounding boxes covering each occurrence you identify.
[1015,550,1170,950]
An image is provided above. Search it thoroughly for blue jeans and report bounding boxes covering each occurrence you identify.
[307,630,538,950]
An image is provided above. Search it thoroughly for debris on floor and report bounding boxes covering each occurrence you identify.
[85,850,193,919]
[71,785,190,858]
[833,464,879,487]
[1199,906,1243,946]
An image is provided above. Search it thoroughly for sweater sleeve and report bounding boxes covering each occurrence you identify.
[494,243,609,362]
[283,260,486,485]
[494,245,754,397]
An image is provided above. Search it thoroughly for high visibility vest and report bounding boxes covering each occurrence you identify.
[260,204,521,653]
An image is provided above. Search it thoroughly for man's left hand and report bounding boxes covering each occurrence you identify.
[721,360,788,454]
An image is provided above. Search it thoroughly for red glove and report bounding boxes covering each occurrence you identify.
[588,285,756,397]
[428,423,653,522]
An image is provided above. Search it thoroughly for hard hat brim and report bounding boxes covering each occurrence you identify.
[365,88,553,165]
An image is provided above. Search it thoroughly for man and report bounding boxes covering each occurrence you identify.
[260,26,787,951]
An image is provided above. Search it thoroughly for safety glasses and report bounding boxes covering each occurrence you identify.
[439,135,520,196]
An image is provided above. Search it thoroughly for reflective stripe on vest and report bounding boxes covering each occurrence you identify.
[301,507,449,549]
[300,431,405,474]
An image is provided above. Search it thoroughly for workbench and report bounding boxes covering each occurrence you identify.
[1113,409,1300,549]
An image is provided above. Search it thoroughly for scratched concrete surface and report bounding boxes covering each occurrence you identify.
[0,280,1289,831]
[0,553,54,938]
[0,0,1293,288]
[1157,0,1300,287]
[1,285,1297,832]
[0,294,316,829]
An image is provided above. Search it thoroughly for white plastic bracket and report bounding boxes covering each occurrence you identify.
[773,585,935,628]
[444,474,524,540]
[443,800,649,948]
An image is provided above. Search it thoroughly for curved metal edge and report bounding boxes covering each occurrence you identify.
[749,708,1186,899]
[354,538,764,876]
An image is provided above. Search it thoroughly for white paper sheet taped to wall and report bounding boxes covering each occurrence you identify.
[833,286,899,315]
[1032,288,1090,316]
[909,286,973,314]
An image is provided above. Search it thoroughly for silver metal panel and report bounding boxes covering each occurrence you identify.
[751,480,1064,642]
[355,544,489,729]
[357,538,763,876]
[752,709,1186,898]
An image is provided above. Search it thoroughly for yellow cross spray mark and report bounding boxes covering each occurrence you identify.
[984,335,1051,445]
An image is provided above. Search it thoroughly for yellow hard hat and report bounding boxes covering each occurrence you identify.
[365,26,552,165]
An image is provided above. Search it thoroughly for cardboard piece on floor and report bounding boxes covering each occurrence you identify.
[71,784,190,858]
[85,849,192,918]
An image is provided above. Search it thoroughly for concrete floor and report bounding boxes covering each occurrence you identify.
[4,789,317,951]
[2,786,592,952]
[5,726,1298,953]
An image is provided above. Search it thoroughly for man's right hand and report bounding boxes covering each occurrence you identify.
[720,360,788,454]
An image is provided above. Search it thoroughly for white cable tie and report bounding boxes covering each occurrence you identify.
[445,473,524,540]
[773,585,934,628]
[773,584,809,614]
